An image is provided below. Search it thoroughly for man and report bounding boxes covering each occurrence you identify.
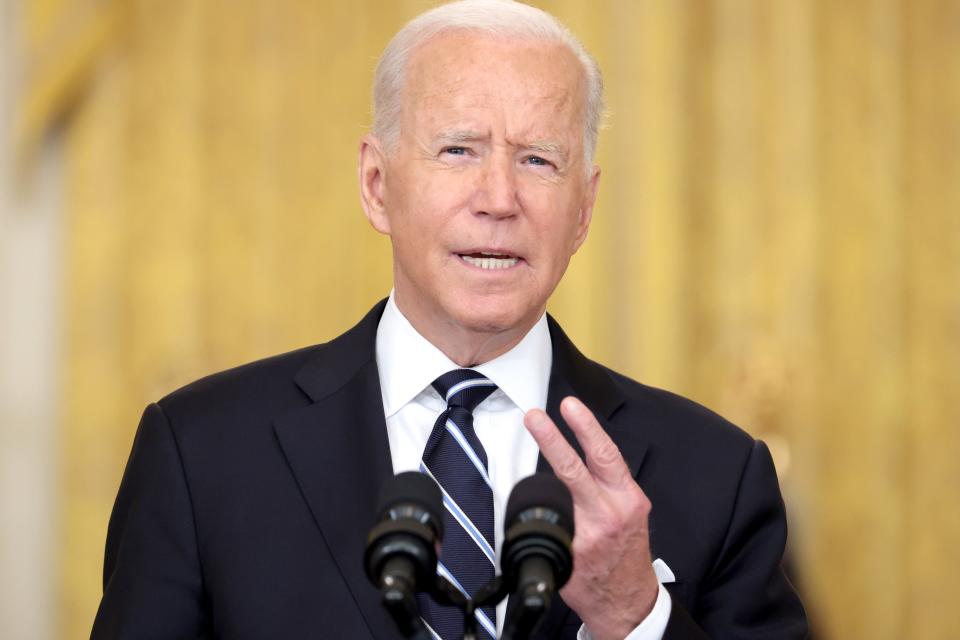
[92,1,807,639]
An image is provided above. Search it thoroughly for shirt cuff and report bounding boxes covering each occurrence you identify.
[575,581,672,640]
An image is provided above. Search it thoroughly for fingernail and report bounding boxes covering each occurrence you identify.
[562,396,582,414]
[525,409,547,430]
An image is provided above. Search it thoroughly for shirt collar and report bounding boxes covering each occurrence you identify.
[375,292,552,417]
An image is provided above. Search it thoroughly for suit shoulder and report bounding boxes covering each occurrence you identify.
[156,343,322,423]
[150,301,385,435]
[602,366,755,450]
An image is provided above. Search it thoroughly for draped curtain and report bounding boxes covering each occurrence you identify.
[18,1,959,637]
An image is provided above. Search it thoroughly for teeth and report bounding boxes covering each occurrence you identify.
[460,255,519,270]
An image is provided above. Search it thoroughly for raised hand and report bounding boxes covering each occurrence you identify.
[524,397,660,640]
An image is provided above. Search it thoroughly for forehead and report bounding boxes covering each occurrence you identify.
[402,31,586,140]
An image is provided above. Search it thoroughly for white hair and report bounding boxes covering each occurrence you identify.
[372,0,605,168]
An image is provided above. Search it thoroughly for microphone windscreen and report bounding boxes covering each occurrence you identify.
[505,473,573,534]
[376,470,444,524]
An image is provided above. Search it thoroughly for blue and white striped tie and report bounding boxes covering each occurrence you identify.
[419,369,498,640]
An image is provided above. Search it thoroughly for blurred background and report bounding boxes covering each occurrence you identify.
[1,0,958,638]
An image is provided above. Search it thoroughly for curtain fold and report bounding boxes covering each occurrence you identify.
[20,1,959,637]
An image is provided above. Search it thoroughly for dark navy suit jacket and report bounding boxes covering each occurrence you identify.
[91,300,807,639]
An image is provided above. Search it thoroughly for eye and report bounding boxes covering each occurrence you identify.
[442,146,469,156]
[524,155,554,168]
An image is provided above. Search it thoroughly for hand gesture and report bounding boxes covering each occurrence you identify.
[524,397,660,640]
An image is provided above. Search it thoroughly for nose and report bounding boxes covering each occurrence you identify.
[474,153,519,218]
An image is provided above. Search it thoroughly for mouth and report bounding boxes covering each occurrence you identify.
[455,250,522,270]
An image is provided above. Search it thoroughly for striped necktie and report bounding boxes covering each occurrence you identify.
[419,369,498,640]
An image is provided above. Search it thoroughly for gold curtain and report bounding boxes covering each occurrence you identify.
[18,1,959,637]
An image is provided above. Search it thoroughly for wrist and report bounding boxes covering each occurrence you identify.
[580,589,658,640]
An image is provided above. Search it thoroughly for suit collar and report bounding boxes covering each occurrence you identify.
[292,299,387,403]
[276,299,397,639]
[278,300,651,639]
[539,314,647,477]
[531,316,650,638]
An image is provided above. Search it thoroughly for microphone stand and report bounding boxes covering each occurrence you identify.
[471,569,555,640]
[498,556,555,640]
[386,569,551,640]
[380,576,433,640]
[464,575,508,640]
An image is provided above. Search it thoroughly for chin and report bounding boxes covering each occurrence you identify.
[448,295,538,336]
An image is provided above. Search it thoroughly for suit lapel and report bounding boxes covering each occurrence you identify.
[532,316,650,638]
[274,301,398,640]
[273,304,654,639]
[536,316,648,477]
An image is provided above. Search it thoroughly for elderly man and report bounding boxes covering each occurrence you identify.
[92,1,807,639]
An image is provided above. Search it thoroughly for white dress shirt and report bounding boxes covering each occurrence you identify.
[375,293,670,639]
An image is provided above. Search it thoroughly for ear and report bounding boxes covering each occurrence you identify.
[359,134,391,235]
[571,166,601,253]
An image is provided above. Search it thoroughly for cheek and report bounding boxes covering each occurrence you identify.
[529,199,583,253]
[389,198,455,260]
[400,184,472,242]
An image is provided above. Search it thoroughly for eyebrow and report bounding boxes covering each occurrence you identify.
[431,130,570,161]
[433,130,487,144]
[525,140,568,160]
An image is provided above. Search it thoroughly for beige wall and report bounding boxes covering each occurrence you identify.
[1,0,61,637]
[11,1,960,638]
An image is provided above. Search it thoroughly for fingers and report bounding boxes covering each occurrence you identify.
[524,409,602,503]
[559,397,634,488]
[525,396,637,499]
[526,399,657,639]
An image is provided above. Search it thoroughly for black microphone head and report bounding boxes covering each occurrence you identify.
[502,473,575,594]
[505,473,574,536]
[376,471,444,539]
[365,472,444,593]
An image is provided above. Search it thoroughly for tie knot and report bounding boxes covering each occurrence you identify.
[432,369,497,413]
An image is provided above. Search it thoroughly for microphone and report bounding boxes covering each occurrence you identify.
[364,471,444,639]
[501,473,575,640]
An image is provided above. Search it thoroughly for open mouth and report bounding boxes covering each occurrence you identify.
[457,251,521,270]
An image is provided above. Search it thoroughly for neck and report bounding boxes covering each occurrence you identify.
[393,293,540,367]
